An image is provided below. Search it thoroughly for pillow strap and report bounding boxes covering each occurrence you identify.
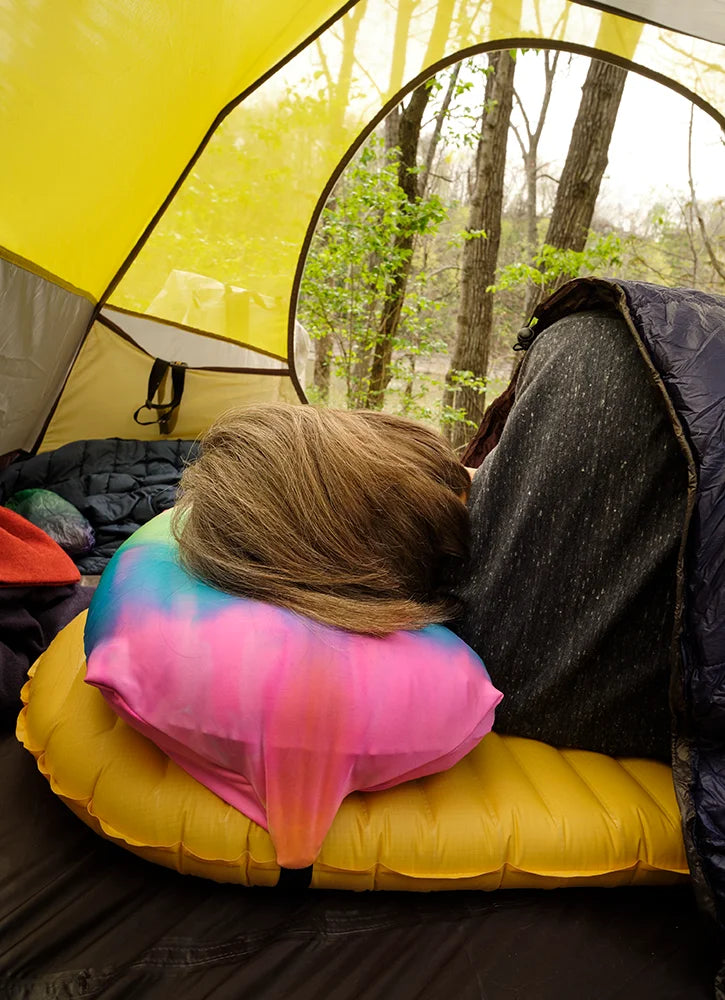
[277,865,313,889]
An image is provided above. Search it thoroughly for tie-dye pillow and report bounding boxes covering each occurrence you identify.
[84,510,502,868]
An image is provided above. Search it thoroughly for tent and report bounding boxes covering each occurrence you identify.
[2,0,725,457]
[2,4,725,997]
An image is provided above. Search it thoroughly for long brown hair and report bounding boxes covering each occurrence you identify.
[173,403,470,636]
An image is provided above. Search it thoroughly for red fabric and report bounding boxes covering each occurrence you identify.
[0,507,80,587]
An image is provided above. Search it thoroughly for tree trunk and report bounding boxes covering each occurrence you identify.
[547,60,627,252]
[419,63,461,197]
[310,195,340,402]
[526,59,628,314]
[311,6,365,402]
[388,0,416,96]
[364,82,431,409]
[687,104,725,284]
[312,333,332,402]
[443,50,515,449]
[511,51,559,259]
[524,147,538,252]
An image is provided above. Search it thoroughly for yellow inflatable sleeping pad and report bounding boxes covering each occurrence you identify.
[17,613,689,890]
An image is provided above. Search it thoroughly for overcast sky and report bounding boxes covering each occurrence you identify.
[507,50,724,223]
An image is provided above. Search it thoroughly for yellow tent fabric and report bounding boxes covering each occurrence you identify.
[39,321,297,453]
[0,0,344,299]
[1,0,724,451]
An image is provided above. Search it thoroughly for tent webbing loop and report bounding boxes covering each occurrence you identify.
[133,358,187,435]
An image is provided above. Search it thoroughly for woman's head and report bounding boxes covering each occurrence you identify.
[173,403,470,636]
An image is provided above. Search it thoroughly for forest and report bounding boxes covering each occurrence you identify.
[113,34,725,453]
[296,47,725,448]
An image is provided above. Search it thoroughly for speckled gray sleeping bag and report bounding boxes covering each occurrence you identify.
[456,308,688,760]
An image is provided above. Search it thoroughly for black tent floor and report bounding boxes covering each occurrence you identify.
[0,733,718,1000]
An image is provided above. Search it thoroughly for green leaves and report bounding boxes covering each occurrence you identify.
[298,134,451,411]
[490,232,625,293]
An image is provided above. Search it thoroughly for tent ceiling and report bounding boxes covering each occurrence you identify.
[1,0,724,369]
[0,0,345,299]
[586,1,725,45]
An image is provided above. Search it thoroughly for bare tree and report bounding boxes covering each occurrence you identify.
[687,104,725,284]
[443,49,516,449]
[419,63,462,196]
[510,50,560,256]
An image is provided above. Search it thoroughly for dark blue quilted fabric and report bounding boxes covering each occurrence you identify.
[0,438,198,573]
[535,278,725,987]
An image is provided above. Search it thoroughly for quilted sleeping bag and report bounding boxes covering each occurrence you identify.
[0,438,198,573]
[527,277,725,994]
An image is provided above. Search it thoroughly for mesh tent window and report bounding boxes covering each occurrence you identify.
[1,0,724,452]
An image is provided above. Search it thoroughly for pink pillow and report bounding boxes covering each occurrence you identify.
[85,512,502,868]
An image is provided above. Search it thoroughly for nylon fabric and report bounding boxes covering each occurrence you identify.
[100,308,301,370]
[1,730,716,1000]
[530,277,725,997]
[614,282,725,942]
[17,612,688,889]
[83,512,502,869]
[0,438,197,575]
[598,0,725,44]
[0,0,344,297]
[0,258,93,453]
[39,322,299,452]
[1,2,724,446]
[109,1,725,357]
